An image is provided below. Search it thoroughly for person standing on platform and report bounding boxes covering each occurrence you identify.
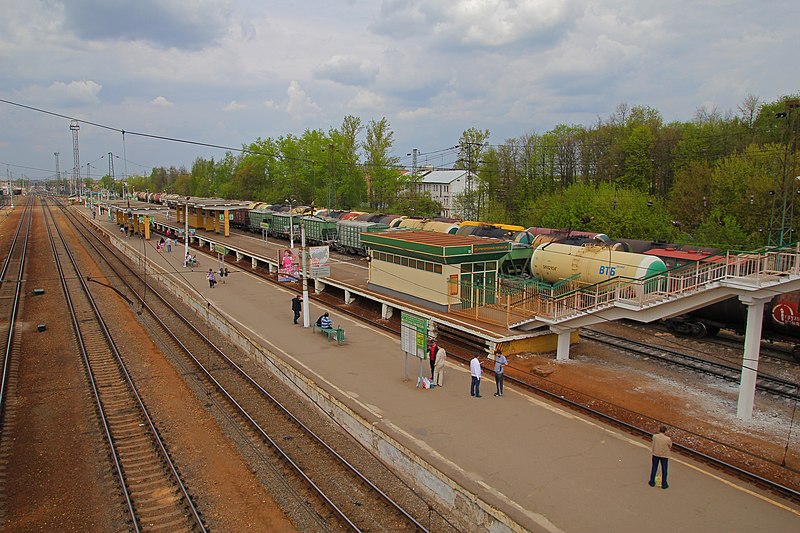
[470,353,482,398]
[207,269,216,288]
[433,344,446,387]
[428,338,438,379]
[165,237,172,252]
[493,348,508,397]
[291,295,302,324]
[648,425,672,489]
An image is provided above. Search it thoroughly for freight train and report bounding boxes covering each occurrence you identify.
[147,193,800,357]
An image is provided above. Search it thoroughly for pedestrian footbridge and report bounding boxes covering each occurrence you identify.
[463,243,800,419]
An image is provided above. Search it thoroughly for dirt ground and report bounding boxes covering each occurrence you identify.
[0,203,296,532]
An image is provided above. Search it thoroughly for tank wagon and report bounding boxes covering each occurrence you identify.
[526,227,611,244]
[665,293,800,361]
[530,242,667,287]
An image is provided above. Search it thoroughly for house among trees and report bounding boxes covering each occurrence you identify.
[410,168,477,218]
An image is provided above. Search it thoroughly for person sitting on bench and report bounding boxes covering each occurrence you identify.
[317,312,333,329]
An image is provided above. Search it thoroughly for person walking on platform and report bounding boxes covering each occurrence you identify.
[648,425,672,489]
[165,237,172,252]
[470,354,482,398]
[207,269,217,288]
[291,296,302,324]
[428,338,438,379]
[433,344,446,387]
[493,348,508,397]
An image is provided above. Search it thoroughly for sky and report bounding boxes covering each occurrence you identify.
[1,0,798,183]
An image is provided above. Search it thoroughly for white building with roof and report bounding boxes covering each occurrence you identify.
[410,168,476,218]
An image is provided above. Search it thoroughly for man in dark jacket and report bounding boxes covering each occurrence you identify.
[428,339,438,379]
[291,296,302,324]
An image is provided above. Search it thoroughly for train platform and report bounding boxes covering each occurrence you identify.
[97,207,538,357]
[89,209,800,532]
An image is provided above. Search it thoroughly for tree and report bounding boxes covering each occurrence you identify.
[363,117,400,210]
[326,115,367,209]
[520,183,675,241]
[668,161,713,232]
[622,125,654,191]
[390,191,442,218]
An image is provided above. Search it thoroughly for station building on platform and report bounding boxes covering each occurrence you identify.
[360,230,511,312]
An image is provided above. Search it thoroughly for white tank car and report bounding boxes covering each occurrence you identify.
[531,242,667,285]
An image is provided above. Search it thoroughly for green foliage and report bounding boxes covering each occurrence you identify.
[125,92,800,251]
[389,191,442,218]
[693,208,751,249]
[520,183,675,241]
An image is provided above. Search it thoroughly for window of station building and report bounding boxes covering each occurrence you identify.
[375,251,441,274]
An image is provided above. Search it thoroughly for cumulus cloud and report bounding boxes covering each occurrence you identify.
[284,81,320,117]
[151,96,173,107]
[60,0,233,50]
[223,100,246,111]
[314,55,379,86]
[347,89,385,111]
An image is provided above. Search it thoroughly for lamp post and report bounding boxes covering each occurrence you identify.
[184,197,190,260]
[301,221,310,327]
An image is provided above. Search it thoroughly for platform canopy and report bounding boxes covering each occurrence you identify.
[361,230,510,264]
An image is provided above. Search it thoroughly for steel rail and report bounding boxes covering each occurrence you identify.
[0,198,32,433]
[580,328,800,401]
[59,199,428,532]
[42,199,206,532]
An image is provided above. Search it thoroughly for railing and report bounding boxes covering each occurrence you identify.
[448,243,800,328]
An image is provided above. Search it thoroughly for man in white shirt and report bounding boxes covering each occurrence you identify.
[470,354,482,398]
[648,425,673,489]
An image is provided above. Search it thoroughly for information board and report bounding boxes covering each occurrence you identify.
[400,312,428,359]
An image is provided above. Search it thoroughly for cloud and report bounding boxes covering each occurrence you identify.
[373,0,579,50]
[347,89,385,111]
[60,0,233,50]
[284,81,320,117]
[151,96,173,107]
[13,80,103,106]
[314,55,379,86]
[223,100,246,111]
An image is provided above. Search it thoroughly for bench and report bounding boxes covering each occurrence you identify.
[312,324,345,344]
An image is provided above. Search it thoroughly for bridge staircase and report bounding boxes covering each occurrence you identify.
[496,242,800,420]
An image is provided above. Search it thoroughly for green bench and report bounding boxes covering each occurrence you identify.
[312,324,345,344]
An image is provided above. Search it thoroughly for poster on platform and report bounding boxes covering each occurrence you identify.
[309,246,331,278]
[278,248,300,282]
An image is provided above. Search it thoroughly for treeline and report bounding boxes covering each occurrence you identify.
[110,93,799,250]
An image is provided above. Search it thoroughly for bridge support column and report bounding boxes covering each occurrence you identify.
[315,279,325,293]
[344,290,356,305]
[382,303,394,320]
[737,295,770,420]
[550,326,573,361]
[251,257,257,269]
[268,263,277,274]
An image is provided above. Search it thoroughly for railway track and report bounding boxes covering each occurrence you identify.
[43,201,205,532]
[580,327,800,401]
[0,198,31,430]
[59,201,448,530]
